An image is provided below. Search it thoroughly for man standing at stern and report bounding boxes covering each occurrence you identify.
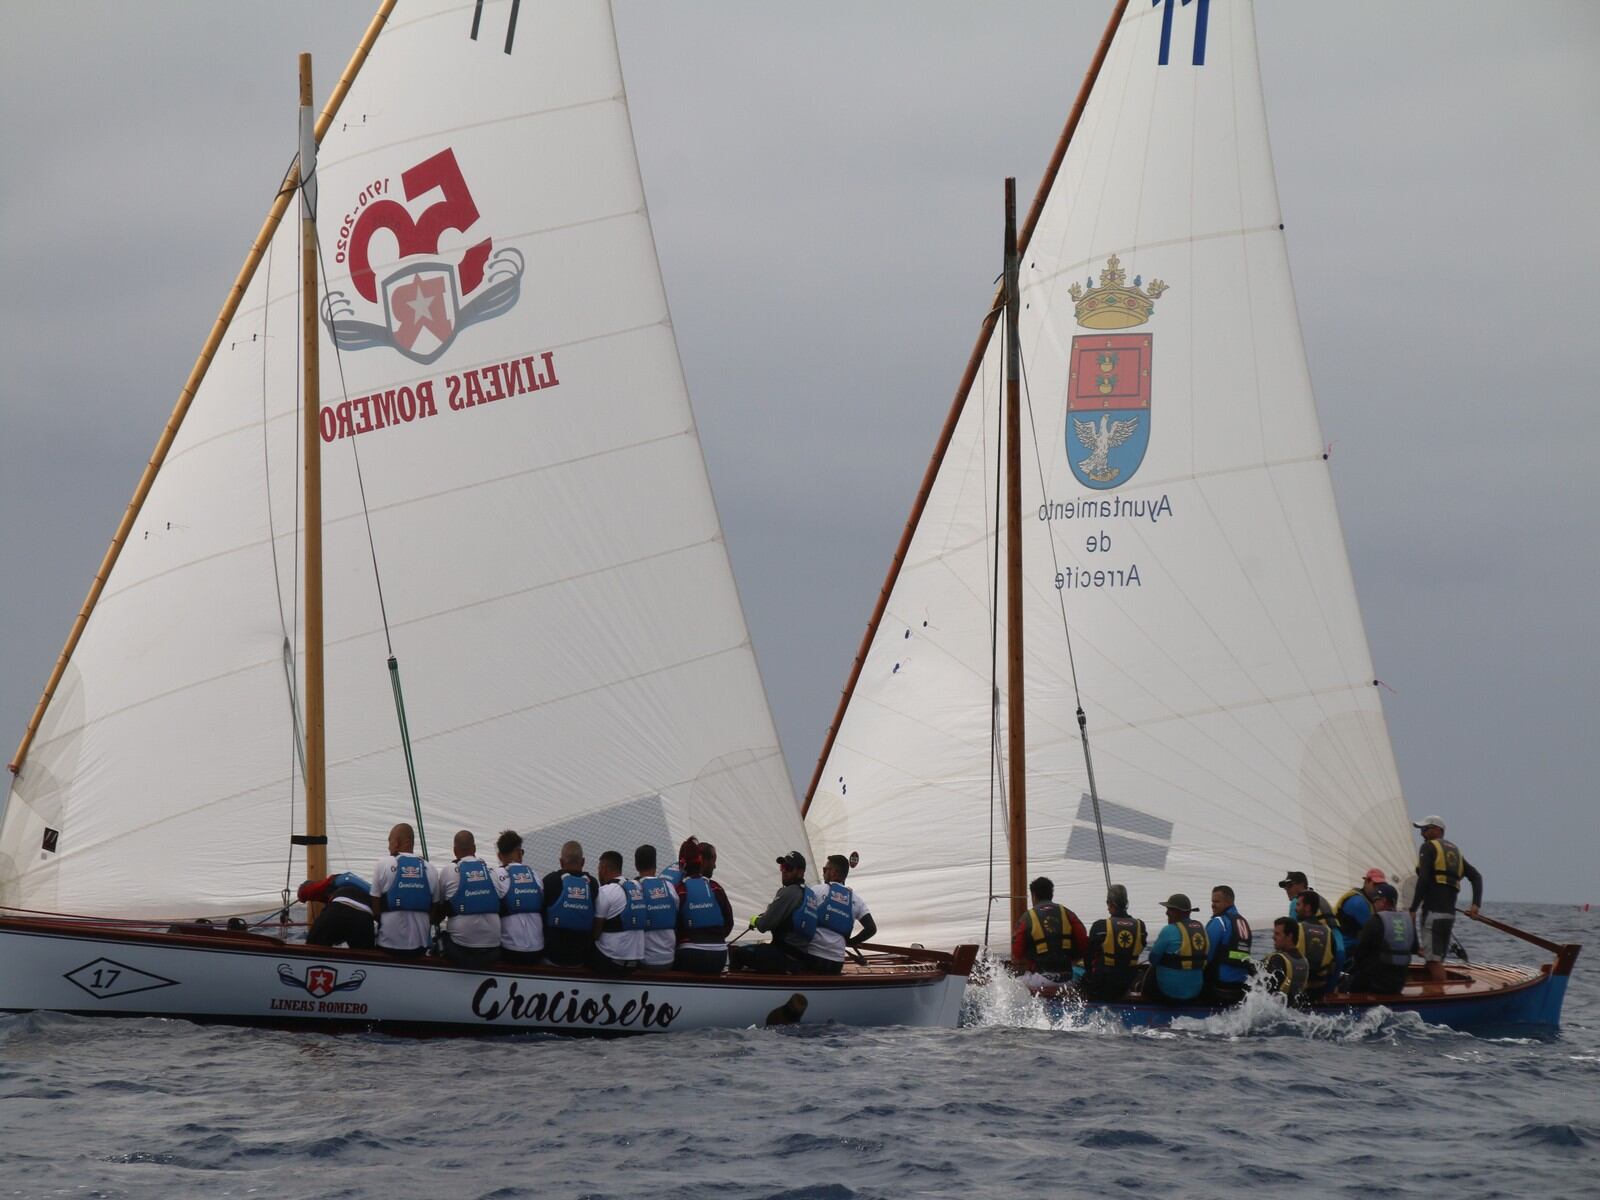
[1407,815,1483,984]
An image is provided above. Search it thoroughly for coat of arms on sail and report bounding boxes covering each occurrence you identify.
[1066,256,1167,490]
[323,148,525,365]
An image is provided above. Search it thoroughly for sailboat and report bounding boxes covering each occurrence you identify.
[0,1,974,1034]
[801,0,1577,1031]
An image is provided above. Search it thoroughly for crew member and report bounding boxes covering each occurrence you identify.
[493,829,545,965]
[436,830,507,968]
[368,822,441,957]
[1009,876,1086,983]
[299,871,376,949]
[634,844,679,969]
[1335,869,1388,943]
[1261,917,1309,1007]
[1081,884,1146,1001]
[793,854,876,976]
[541,840,600,967]
[1278,870,1335,924]
[1407,814,1484,984]
[1295,891,1341,998]
[1347,882,1417,994]
[593,849,645,973]
[1203,885,1252,1005]
[1144,894,1209,1004]
[730,850,812,973]
[674,838,734,973]
[699,842,718,880]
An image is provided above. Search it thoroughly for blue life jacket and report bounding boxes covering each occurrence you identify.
[659,863,684,888]
[545,873,594,930]
[794,882,854,940]
[386,853,432,912]
[450,857,499,916]
[617,879,647,932]
[501,862,543,915]
[680,876,722,931]
[1206,906,1252,985]
[332,871,372,895]
[637,877,677,931]
[1378,910,1417,967]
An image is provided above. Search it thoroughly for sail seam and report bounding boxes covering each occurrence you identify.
[1027,222,1284,295]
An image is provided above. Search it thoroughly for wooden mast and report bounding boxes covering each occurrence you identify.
[1002,179,1028,933]
[9,0,398,776]
[299,54,328,893]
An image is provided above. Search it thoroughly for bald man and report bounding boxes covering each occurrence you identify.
[435,829,507,967]
[369,822,442,957]
[541,840,600,967]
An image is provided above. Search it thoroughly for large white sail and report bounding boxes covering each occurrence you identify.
[0,0,806,919]
[806,0,1413,948]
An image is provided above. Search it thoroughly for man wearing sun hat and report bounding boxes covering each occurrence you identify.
[1407,815,1483,983]
[1334,868,1389,943]
[1142,893,1209,1004]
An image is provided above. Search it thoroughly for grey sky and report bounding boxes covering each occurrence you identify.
[1,2,1596,903]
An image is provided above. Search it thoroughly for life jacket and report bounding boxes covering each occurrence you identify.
[1378,910,1417,967]
[449,857,499,916]
[794,882,854,940]
[1422,839,1463,892]
[606,879,645,932]
[332,871,372,895]
[1266,949,1309,1000]
[637,877,677,931]
[1157,919,1209,972]
[327,872,374,912]
[386,853,432,913]
[1024,903,1074,972]
[680,876,723,931]
[1299,922,1336,982]
[1098,915,1145,969]
[501,862,544,915]
[1207,907,1253,983]
[545,872,595,930]
[1335,888,1374,939]
[659,862,684,888]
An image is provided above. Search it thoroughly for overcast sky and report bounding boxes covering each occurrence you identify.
[2,2,1596,903]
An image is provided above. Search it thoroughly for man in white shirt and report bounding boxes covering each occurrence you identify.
[493,828,545,965]
[593,849,645,973]
[797,854,877,976]
[436,829,508,968]
[634,844,678,969]
[369,822,442,957]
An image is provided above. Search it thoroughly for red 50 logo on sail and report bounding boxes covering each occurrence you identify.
[322,148,524,365]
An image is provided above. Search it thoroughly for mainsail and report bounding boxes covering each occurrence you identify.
[0,1,807,918]
[805,0,1413,948]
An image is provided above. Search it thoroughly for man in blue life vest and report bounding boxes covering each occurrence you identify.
[633,844,679,969]
[592,849,645,974]
[541,840,600,967]
[1203,885,1252,1005]
[729,850,813,974]
[1143,893,1209,1004]
[1294,890,1344,998]
[1009,876,1087,984]
[673,837,735,973]
[368,822,442,957]
[1347,882,1418,994]
[1407,814,1483,983]
[298,871,376,949]
[492,829,545,965]
[1081,884,1147,1000]
[1334,868,1388,944]
[1278,870,1335,925]
[793,853,876,976]
[435,830,508,968]
[1261,917,1310,1007]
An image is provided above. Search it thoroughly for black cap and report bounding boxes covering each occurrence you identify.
[775,850,807,871]
[1277,870,1309,889]
[1373,882,1400,904]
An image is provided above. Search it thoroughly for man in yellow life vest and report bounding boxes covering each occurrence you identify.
[1081,884,1148,1000]
[1143,894,1209,1004]
[1010,876,1088,983]
[1261,917,1309,1007]
[1407,814,1483,983]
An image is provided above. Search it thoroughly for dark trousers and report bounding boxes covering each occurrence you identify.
[791,953,843,976]
[593,954,639,977]
[543,929,594,968]
[1346,965,1407,995]
[729,941,805,974]
[439,933,500,969]
[306,904,375,950]
[1078,968,1136,1001]
[1205,978,1247,1006]
[673,947,727,974]
[500,948,545,966]
[380,944,427,959]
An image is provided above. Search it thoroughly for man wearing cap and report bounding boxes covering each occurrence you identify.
[1278,870,1335,925]
[1407,815,1483,984]
[1335,869,1389,944]
[730,851,812,974]
[1347,883,1418,994]
[1082,884,1147,1001]
[1143,894,1209,1004]
[1010,877,1088,984]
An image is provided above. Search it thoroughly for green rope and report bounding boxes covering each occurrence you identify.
[388,655,429,861]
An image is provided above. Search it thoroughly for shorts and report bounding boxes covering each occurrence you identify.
[1420,910,1454,963]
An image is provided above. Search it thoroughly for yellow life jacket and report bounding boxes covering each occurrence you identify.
[1026,903,1073,970]
[1099,915,1145,968]
[1157,918,1209,972]
[1424,838,1463,890]
[1298,923,1335,980]
[1267,949,1309,999]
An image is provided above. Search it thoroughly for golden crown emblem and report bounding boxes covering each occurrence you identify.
[1068,254,1168,330]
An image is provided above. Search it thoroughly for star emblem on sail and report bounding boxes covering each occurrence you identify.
[1065,255,1167,490]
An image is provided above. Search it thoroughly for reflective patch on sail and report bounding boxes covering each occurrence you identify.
[1064,794,1172,870]
[524,793,672,867]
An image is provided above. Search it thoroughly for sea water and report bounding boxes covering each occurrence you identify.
[2,903,1595,1199]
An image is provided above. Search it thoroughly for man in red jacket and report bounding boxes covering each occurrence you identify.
[1011,876,1088,983]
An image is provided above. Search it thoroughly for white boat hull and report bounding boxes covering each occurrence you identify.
[0,919,973,1036]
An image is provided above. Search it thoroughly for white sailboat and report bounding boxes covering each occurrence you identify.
[801,0,1576,1029]
[0,0,973,1034]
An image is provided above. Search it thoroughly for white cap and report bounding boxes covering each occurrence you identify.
[1412,814,1445,829]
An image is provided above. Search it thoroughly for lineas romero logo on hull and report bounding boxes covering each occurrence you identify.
[316,146,559,444]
